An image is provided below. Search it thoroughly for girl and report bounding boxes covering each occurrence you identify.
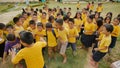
[81,15,96,50]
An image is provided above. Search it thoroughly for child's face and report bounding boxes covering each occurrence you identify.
[68,22,74,28]
[106,18,110,23]
[6,28,14,34]
[77,13,81,18]
[113,19,119,25]
[30,24,36,29]
[95,13,99,19]
[42,14,46,19]
[32,16,37,21]
[102,26,109,35]
[37,26,43,31]
[55,23,62,29]
[87,17,92,23]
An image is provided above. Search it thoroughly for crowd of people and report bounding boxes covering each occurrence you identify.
[0,1,120,68]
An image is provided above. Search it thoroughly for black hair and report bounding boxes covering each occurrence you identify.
[74,11,82,20]
[6,34,16,41]
[42,12,47,15]
[0,23,5,29]
[48,16,55,22]
[104,16,112,23]
[39,9,42,13]
[37,22,43,27]
[6,24,13,29]
[96,18,103,30]
[88,14,94,20]
[13,17,19,24]
[56,19,63,26]
[20,31,34,45]
[57,13,61,16]
[103,24,113,33]
[33,13,37,16]
[106,12,113,18]
[68,7,71,10]
[34,11,37,15]
[46,22,52,28]
[69,18,74,24]
[29,20,36,25]
[63,16,69,21]
[48,8,52,12]
[36,8,38,11]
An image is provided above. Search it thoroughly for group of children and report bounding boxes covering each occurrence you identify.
[0,2,120,68]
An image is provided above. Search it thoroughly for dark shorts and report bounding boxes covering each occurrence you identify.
[81,34,94,48]
[93,51,106,62]
[0,41,5,58]
[109,36,117,48]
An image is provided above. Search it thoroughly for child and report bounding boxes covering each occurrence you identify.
[68,7,71,12]
[48,16,56,28]
[27,20,36,37]
[55,19,69,63]
[41,12,48,28]
[86,2,90,11]
[6,24,14,34]
[90,24,113,68]
[35,23,46,42]
[89,1,94,14]
[63,16,69,30]
[67,12,72,18]
[13,17,24,38]
[74,11,83,37]
[3,34,20,64]
[104,16,111,24]
[109,18,120,52]
[81,15,96,49]
[76,2,80,10]
[68,18,79,56]
[11,31,46,68]
[96,3,103,15]
[32,14,40,24]
[46,23,58,61]
[0,23,6,58]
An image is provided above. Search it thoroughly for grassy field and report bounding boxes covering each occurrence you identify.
[0,1,120,68]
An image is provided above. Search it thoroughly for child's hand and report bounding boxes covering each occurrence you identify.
[94,48,99,51]
[12,43,21,49]
[95,38,99,40]
[9,48,16,56]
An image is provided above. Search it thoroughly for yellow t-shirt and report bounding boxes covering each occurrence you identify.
[111,25,120,37]
[68,27,78,43]
[23,17,31,30]
[27,27,36,37]
[0,30,5,44]
[74,18,83,32]
[63,22,69,31]
[14,25,24,37]
[90,4,94,10]
[12,42,46,68]
[47,29,58,47]
[81,13,87,24]
[76,3,80,8]
[58,28,69,42]
[84,22,96,35]
[35,29,46,42]
[96,6,103,12]
[98,34,111,53]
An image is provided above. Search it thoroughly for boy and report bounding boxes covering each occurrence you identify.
[13,17,24,38]
[89,1,94,14]
[6,24,14,34]
[109,17,120,52]
[96,3,103,15]
[27,20,36,37]
[46,23,58,61]
[35,22,46,42]
[68,18,79,56]
[55,19,69,63]
[11,31,46,68]
[90,24,113,68]
[3,34,20,64]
